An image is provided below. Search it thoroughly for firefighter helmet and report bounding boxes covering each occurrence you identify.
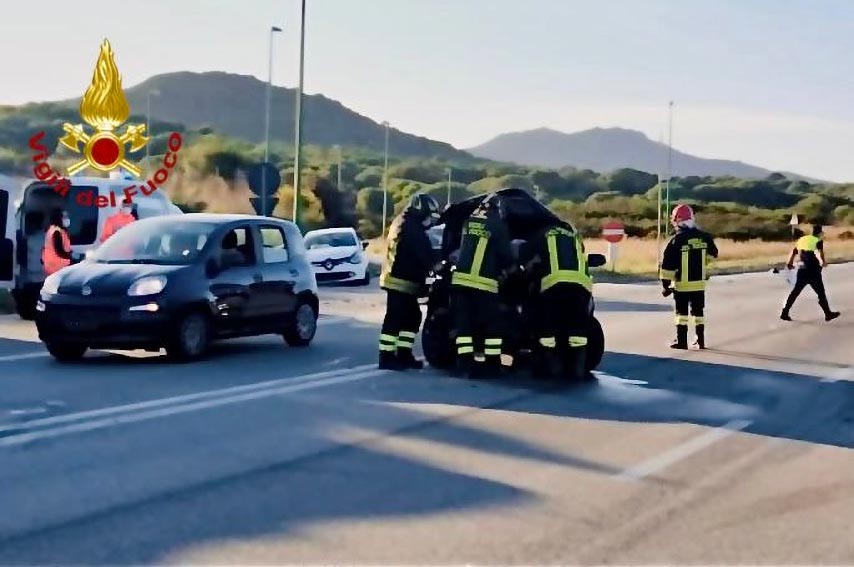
[671,203,695,225]
[408,192,441,225]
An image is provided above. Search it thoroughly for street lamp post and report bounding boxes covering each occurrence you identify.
[666,101,674,235]
[145,89,160,166]
[292,0,306,228]
[263,25,283,216]
[333,145,343,191]
[382,121,390,239]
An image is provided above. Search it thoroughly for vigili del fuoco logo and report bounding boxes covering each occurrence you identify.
[28,39,183,207]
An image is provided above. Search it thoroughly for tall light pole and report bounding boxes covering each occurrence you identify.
[382,121,390,238]
[446,167,452,206]
[292,0,306,228]
[145,89,160,165]
[666,101,674,235]
[263,25,283,216]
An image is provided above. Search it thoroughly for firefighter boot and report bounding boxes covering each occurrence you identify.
[693,325,706,350]
[397,349,424,370]
[670,325,688,350]
[378,351,404,371]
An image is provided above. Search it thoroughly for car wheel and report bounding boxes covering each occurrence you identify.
[45,342,87,362]
[284,301,317,347]
[585,316,605,372]
[166,311,211,361]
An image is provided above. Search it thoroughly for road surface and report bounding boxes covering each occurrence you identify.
[0,266,852,564]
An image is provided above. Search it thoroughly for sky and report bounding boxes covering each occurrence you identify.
[1,0,853,181]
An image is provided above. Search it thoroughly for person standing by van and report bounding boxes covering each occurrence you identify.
[100,197,136,243]
[42,209,72,277]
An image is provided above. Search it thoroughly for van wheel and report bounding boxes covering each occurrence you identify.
[166,311,210,361]
[284,301,317,347]
[423,309,454,370]
[45,342,87,362]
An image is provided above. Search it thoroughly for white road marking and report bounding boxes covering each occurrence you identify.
[821,366,853,383]
[0,363,377,436]
[0,352,48,362]
[0,367,387,447]
[616,419,752,482]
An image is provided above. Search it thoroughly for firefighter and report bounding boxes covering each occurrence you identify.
[526,222,593,379]
[659,204,719,349]
[780,224,840,322]
[378,193,441,371]
[42,208,72,277]
[100,197,136,243]
[450,194,513,377]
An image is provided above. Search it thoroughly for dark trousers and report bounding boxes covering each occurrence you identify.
[783,269,831,315]
[379,290,422,355]
[538,284,591,351]
[674,290,706,327]
[451,286,502,365]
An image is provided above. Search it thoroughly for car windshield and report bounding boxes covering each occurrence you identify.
[305,232,356,249]
[91,219,216,265]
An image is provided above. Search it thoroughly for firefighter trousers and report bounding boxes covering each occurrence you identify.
[537,284,591,352]
[451,286,503,368]
[379,290,422,357]
[673,290,705,346]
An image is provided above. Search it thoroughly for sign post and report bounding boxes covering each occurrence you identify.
[602,220,626,272]
[789,213,799,240]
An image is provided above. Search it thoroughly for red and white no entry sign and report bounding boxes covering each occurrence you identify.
[602,221,625,243]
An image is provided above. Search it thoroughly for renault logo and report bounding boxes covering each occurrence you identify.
[324,260,334,271]
[81,285,92,296]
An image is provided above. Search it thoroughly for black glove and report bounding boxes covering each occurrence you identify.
[662,287,673,298]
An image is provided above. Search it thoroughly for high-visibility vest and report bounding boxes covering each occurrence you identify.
[539,226,592,292]
[796,234,821,252]
[100,212,135,243]
[42,226,71,276]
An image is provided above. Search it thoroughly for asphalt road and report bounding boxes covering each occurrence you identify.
[0,266,852,564]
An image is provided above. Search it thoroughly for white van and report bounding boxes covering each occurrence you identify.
[0,173,183,319]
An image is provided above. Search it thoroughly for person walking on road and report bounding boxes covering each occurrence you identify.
[525,221,593,380]
[780,224,840,322]
[378,193,441,371]
[100,197,136,243]
[42,208,72,277]
[450,194,514,378]
[659,204,719,350]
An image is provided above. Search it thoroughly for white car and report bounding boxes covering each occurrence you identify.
[304,227,370,285]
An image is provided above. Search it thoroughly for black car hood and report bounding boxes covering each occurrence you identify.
[56,262,186,297]
[438,188,575,256]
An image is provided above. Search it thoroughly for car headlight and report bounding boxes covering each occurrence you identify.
[346,252,363,265]
[41,273,62,295]
[128,275,167,297]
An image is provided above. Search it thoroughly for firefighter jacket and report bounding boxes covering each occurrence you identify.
[660,227,719,292]
[380,211,435,295]
[451,207,513,294]
[529,224,592,292]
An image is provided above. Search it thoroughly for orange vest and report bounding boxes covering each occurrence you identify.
[100,212,135,243]
[42,226,71,276]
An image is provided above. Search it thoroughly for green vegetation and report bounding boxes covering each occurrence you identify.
[2,104,852,240]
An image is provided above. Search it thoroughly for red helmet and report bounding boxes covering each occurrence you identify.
[671,204,694,224]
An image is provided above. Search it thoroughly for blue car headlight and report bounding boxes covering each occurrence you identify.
[346,252,363,265]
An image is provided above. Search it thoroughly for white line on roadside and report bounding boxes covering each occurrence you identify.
[821,366,853,383]
[0,363,377,436]
[0,352,48,362]
[0,367,386,447]
[616,419,752,482]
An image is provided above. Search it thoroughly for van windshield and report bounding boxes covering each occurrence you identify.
[91,219,216,265]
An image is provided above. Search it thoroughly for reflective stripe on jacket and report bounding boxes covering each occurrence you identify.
[42,226,71,276]
[538,226,592,292]
[659,227,718,292]
[451,209,512,294]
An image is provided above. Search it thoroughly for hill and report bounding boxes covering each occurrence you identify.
[468,127,814,181]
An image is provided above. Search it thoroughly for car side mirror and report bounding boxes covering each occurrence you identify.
[361,240,369,250]
[588,253,607,268]
[206,257,221,278]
